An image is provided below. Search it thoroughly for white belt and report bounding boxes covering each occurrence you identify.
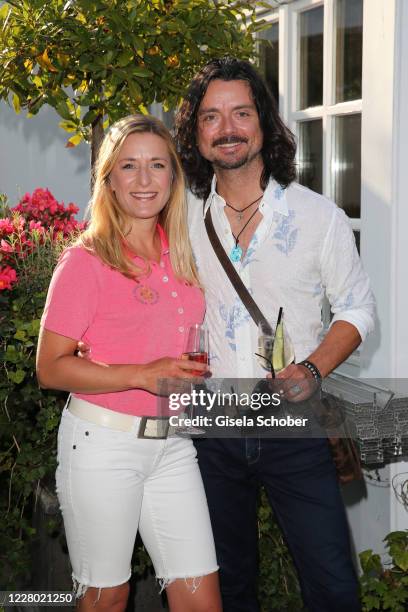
[67,396,170,439]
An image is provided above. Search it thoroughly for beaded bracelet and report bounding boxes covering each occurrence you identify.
[299,359,322,379]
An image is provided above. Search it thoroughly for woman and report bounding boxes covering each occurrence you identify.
[36,115,221,612]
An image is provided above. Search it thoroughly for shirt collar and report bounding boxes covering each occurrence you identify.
[202,175,289,218]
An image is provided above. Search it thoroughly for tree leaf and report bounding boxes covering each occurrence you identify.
[56,99,73,121]
[127,79,142,103]
[12,93,21,114]
[393,550,408,572]
[8,370,26,385]
[65,133,82,148]
[59,119,77,133]
[138,103,148,115]
[82,109,99,127]
[117,49,134,67]
[36,49,58,73]
[131,66,153,78]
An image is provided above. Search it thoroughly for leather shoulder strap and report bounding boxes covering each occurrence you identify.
[204,207,271,334]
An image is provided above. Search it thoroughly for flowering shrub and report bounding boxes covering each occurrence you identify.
[12,188,86,236]
[0,190,86,293]
[0,190,84,587]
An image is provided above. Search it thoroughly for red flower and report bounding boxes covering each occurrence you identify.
[0,265,17,291]
[11,188,86,237]
[0,218,14,235]
[29,220,45,232]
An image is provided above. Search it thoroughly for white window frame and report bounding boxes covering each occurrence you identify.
[258,0,362,231]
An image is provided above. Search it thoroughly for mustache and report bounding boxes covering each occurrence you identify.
[212,135,248,147]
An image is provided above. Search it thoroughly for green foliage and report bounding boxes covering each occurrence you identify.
[0,223,69,587]
[258,488,303,611]
[359,530,408,611]
[0,0,264,147]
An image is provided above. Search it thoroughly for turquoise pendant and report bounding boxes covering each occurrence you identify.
[230,245,243,262]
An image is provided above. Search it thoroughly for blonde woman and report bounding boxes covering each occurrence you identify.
[36,115,221,612]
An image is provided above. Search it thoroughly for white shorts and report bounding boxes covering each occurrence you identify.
[56,406,218,593]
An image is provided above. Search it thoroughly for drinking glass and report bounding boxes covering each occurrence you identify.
[178,324,209,435]
[256,315,294,377]
[181,324,209,375]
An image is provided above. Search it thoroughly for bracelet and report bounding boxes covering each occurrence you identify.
[299,359,322,379]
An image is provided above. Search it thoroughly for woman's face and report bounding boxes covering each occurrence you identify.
[109,132,172,222]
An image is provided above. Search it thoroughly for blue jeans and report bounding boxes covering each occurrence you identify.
[194,437,361,612]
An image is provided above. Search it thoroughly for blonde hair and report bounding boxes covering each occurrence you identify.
[80,114,200,286]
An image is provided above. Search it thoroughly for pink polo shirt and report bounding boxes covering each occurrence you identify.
[41,225,205,416]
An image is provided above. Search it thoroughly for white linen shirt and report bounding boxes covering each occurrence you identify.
[188,176,375,379]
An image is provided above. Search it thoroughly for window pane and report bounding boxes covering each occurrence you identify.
[333,114,361,218]
[298,119,323,194]
[299,6,324,109]
[258,22,279,103]
[335,0,363,102]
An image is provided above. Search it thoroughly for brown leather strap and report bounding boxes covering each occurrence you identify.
[204,207,272,335]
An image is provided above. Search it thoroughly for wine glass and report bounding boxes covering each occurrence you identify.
[177,324,209,435]
[181,324,209,375]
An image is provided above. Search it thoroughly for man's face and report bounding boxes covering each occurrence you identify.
[196,79,263,170]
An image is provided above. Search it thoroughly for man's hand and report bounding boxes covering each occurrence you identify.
[268,363,318,402]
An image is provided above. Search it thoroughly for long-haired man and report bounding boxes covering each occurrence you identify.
[175,57,373,612]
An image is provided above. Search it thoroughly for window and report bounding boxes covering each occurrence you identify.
[299,6,324,109]
[298,119,323,193]
[289,0,363,231]
[258,20,279,103]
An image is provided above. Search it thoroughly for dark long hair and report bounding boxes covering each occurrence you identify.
[174,57,297,200]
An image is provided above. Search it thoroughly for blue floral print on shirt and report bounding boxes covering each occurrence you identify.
[274,185,285,200]
[273,210,298,256]
[242,233,259,269]
[333,291,355,311]
[219,297,251,352]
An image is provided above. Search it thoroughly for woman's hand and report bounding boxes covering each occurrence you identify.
[138,357,210,395]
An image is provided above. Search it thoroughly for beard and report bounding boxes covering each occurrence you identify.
[212,149,261,170]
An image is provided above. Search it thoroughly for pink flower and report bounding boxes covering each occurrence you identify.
[29,220,44,231]
[0,218,14,235]
[0,265,17,291]
[10,188,86,237]
[0,239,14,253]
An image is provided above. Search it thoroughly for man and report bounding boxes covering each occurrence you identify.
[174,58,375,612]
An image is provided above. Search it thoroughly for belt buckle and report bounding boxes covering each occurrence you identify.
[138,417,170,439]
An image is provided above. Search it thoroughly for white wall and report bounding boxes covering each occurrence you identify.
[343,0,408,561]
[0,101,90,217]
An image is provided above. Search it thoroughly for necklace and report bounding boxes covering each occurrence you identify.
[230,205,260,262]
[225,194,263,221]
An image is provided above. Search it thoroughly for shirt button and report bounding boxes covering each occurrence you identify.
[178,326,184,333]
[162,276,169,283]
[171,291,178,298]
[178,307,184,314]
